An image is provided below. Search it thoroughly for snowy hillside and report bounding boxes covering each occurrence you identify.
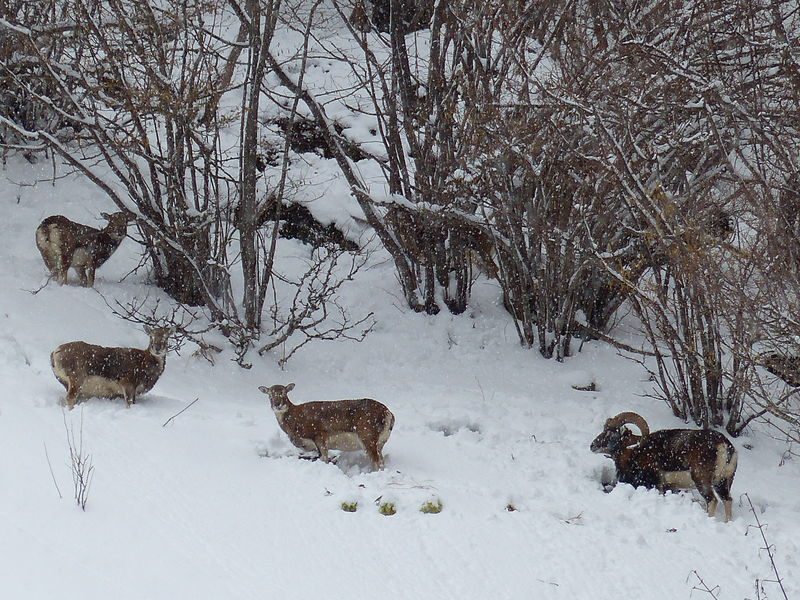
[2,0,800,597]
[1,154,799,600]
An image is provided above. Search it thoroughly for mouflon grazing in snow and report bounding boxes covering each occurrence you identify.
[36,211,131,286]
[590,412,738,521]
[259,383,394,470]
[51,326,173,409]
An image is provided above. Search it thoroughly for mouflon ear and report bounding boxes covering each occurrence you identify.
[258,386,269,394]
[286,383,295,392]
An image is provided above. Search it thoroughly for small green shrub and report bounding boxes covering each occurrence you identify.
[378,501,397,516]
[340,501,358,512]
[420,498,443,514]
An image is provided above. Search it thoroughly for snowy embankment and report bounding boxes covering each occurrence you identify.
[1,166,799,597]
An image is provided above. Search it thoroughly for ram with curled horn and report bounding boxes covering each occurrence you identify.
[590,412,738,521]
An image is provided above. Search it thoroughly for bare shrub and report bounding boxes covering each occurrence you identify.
[258,247,375,367]
[557,0,800,434]
[64,410,94,511]
[3,0,371,364]
[0,0,95,152]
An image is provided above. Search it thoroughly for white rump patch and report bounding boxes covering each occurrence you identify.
[326,432,364,452]
[77,376,126,399]
[714,444,737,482]
[71,247,91,267]
[659,471,695,489]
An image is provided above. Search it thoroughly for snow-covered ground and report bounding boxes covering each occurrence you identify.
[1,5,798,596]
[1,153,799,600]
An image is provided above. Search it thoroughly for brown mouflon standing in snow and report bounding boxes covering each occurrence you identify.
[51,326,173,409]
[259,383,395,470]
[36,211,131,286]
[590,412,738,521]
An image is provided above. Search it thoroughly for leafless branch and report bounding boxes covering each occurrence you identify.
[689,570,721,599]
[63,409,94,511]
[43,442,63,500]
[743,492,790,600]
[162,398,200,428]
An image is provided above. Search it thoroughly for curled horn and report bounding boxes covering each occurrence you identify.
[605,412,650,438]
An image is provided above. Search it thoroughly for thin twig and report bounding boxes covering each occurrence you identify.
[24,274,55,295]
[162,397,200,427]
[689,570,721,599]
[43,442,63,499]
[743,493,789,600]
[573,322,660,357]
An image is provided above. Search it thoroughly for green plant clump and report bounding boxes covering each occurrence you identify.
[419,499,443,514]
[340,501,358,513]
[378,501,397,516]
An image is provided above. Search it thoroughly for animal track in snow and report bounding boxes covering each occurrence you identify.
[427,418,482,437]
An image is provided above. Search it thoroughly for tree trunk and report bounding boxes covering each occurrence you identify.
[145,232,210,307]
[239,0,277,330]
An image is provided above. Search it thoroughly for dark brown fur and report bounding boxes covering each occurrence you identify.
[260,383,395,470]
[591,412,737,520]
[51,327,171,409]
[36,211,130,286]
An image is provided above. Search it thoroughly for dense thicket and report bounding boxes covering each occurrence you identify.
[1,0,798,437]
[0,0,372,365]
